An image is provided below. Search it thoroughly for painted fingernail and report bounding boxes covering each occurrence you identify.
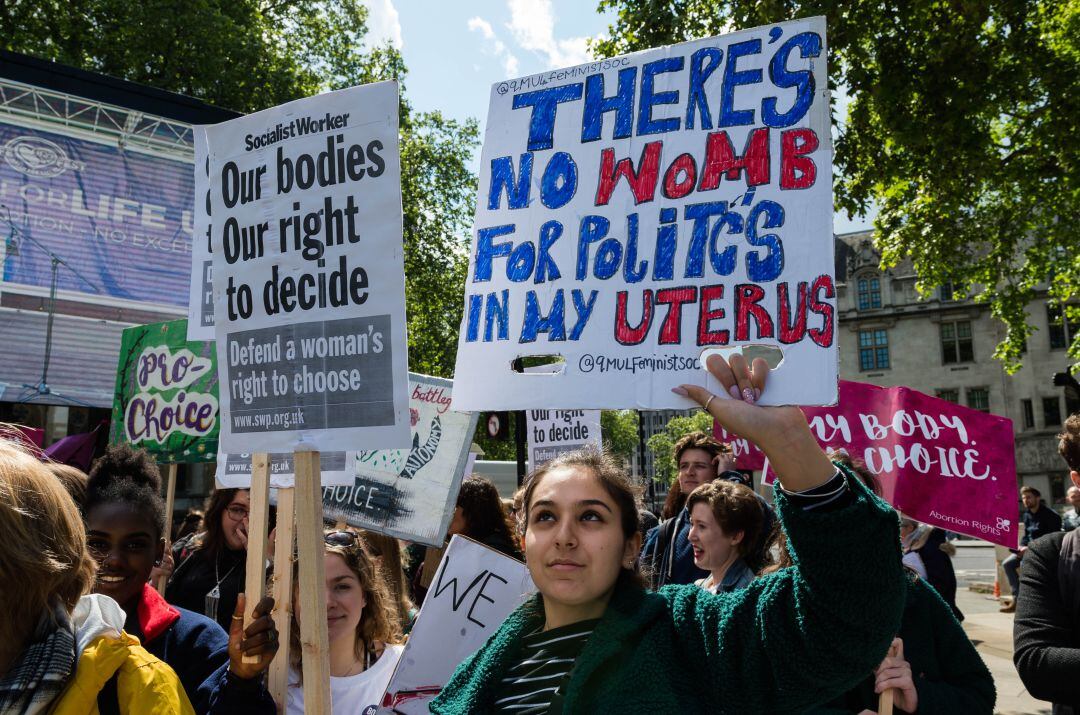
[742,387,756,404]
[671,386,689,396]
[754,387,761,401]
[728,385,740,400]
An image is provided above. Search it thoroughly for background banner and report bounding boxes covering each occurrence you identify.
[323,373,478,546]
[527,409,602,467]
[187,127,215,339]
[718,380,1020,547]
[0,122,194,305]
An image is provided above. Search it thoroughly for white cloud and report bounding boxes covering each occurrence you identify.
[468,15,520,77]
[505,0,592,69]
[363,0,403,49]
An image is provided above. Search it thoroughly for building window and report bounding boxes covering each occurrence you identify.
[857,276,882,310]
[858,329,890,370]
[1044,396,1062,427]
[940,321,974,364]
[966,387,990,413]
[1047,304,1077,350]
[939,282,954,301]
[936,389,960,404]
[1022,399,1035,429]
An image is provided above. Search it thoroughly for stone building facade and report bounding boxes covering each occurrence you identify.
[836,231,1079,506]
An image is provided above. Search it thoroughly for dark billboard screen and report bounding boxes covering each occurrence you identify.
[0,120,194,306]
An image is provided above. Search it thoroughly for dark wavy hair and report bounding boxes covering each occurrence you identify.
[199,487,245,555]
[520,448,647,590]
[456,475,517,546]
[85,444,165,538]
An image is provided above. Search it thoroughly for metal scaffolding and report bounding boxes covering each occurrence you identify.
[0,77,194,161]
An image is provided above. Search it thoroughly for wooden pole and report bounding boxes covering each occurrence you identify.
[242,453,271,665]
[268,486,296,712]
[878,688,894,715]
[295,451,331,715]
[156,463,178,594]
[878,640,899,715]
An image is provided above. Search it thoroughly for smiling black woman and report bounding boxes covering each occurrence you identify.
[84,444,278,714]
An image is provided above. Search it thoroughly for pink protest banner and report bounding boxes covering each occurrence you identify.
[714,380,1019,548]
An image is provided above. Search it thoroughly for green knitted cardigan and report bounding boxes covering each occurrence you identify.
[430,467,907,714]
[803,575,996,714]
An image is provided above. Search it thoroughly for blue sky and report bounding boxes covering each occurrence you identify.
[362,0,872,233]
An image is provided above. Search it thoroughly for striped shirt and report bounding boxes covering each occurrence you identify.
[492,618,599,713]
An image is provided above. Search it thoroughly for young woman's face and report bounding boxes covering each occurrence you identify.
[86,502,163,610]
[677,448,715,496]
[221,490,250,551]
[524,467,639,613]
[296,553,367,647]
[687,502,743,573]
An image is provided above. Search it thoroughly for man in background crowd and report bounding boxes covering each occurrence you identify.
[1001,485,1062,613]
[1063,486,1080,532]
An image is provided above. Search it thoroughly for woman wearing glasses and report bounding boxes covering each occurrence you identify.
[285,530,405,714]
[167,487,261,633]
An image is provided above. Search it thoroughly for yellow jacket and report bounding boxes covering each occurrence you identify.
[49,595,194,714]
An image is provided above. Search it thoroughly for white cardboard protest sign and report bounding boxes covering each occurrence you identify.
[216,451,354,488]
[378,536,534,713]
[187,127,215,341]
[452,17,835,411]
[322,373,479,546]
[206,81,411,453]
[527,409,602,468]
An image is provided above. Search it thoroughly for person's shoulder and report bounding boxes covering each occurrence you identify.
[1029,530,1066,557]
[170,606,229,648]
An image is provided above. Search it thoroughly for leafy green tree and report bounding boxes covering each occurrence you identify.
[600,409,639,465]
[2,0,478,377]
[646,411,714,485]
[594,0,1080,371]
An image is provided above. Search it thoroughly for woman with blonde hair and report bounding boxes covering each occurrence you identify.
[358,529,416,631]
[285,529,405,714]
[0,437,192,713]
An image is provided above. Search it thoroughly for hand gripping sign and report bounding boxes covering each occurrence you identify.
[452,17,835,411]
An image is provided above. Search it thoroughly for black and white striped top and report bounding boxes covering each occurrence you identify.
[492,618,599,713]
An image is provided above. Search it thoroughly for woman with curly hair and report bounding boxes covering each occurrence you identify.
[83,443,278,714]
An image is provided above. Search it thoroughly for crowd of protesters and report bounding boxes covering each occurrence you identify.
[9,354,1080,713]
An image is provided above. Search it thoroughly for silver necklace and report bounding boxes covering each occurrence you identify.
[204,552,239,621]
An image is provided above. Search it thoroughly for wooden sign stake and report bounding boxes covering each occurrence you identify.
[878,640,899,715]
[268,486,296,712]
[242,453,271,665]
[156,463,178,594]
[295,450,331,715]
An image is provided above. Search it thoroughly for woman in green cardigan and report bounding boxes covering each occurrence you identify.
[431,354,909,714]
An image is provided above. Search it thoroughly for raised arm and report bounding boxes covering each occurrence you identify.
[667,355,907,712]
[673,353,835,492]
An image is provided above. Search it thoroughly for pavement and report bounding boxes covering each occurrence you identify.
[957,587,1049,715]
[893,540,1049,714]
